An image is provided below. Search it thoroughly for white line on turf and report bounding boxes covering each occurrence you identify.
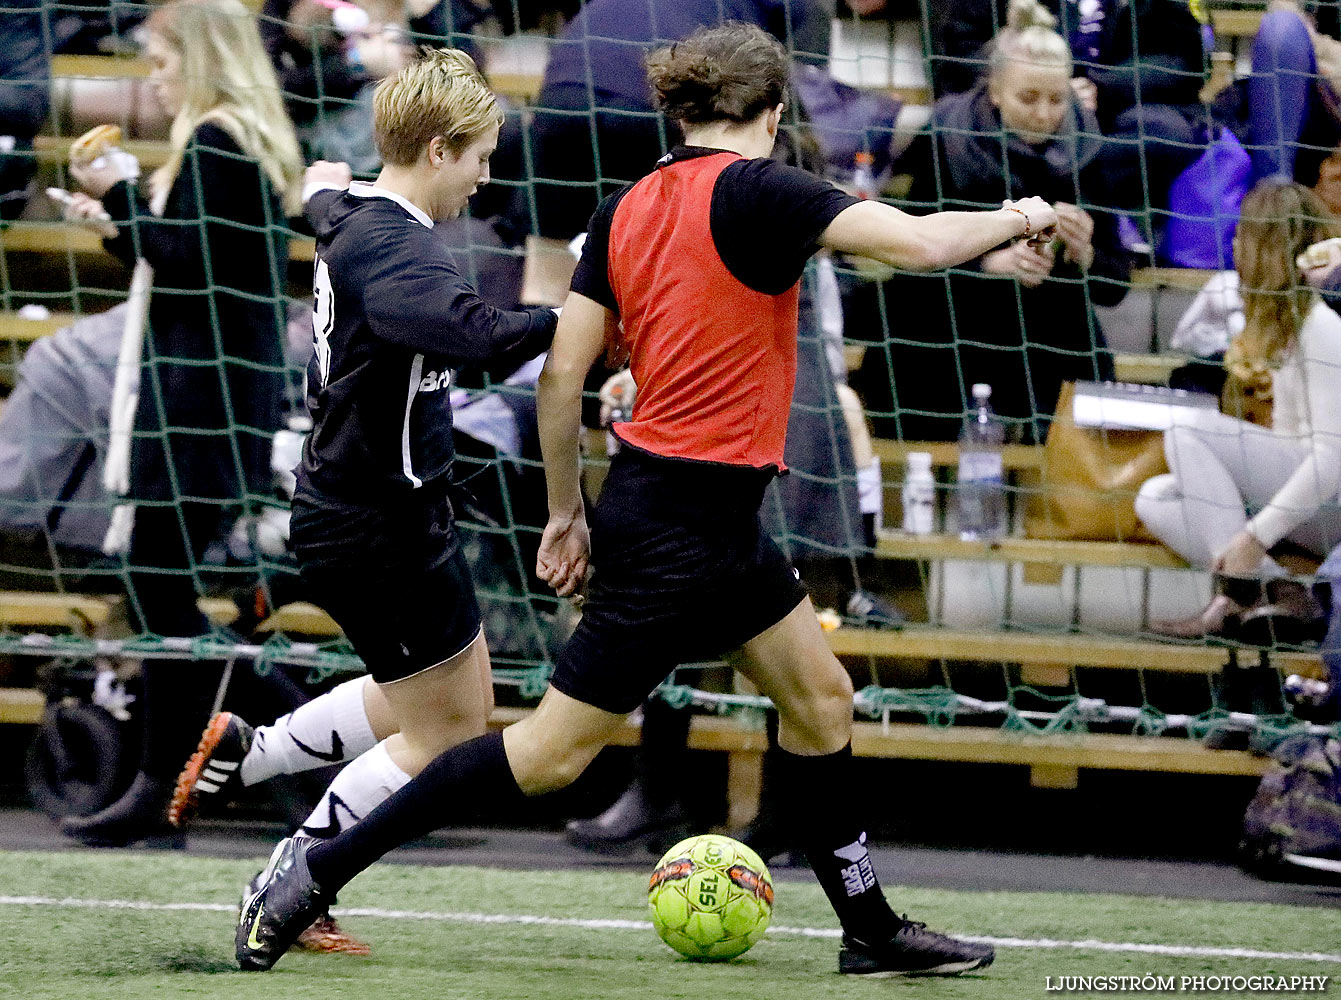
[1,895,1338,964]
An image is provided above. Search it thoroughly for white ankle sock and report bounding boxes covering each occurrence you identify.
[298,741,411,839]
[240,677,377,786]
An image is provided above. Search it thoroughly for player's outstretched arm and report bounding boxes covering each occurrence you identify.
[819,196,1057,272]
[536,292,615,596]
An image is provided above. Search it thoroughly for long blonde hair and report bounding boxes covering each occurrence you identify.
[145,0,304,215]
[989,0,1073,77]
[1227,180,1339,392]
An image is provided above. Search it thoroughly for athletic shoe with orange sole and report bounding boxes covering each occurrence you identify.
[168,712,253,829]
[239,863,372,957]
[295,913,372,955]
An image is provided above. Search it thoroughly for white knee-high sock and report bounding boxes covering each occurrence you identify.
[240,677,377,786]
[298,741,411,839]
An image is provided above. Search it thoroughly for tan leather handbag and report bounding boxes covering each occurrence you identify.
[1024,383,1167,543]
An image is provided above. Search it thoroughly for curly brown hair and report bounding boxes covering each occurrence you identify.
[645,22,788,126]
[1227,179,1340,395]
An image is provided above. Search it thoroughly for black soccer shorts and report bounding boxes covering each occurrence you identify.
[290,487,482,684]
[548,447,809,715]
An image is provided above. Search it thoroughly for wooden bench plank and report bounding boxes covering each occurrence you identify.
[0,592,111,629]
[826,624,1321,674]
[0,688,46,725]
[872,439,1045,471]
[33,135,170,168]
[2,690,1262,781]
[848,721,1270,776]
[1,591,1322,678]
[487,705,1264,775]
[0,310,77,341]
[1129,267,1217,292]
[1210,8,1262,38]
[1113,352,1188,385]
[51,54,150,79]
[0,222,316,262]
[876,532,1187,570]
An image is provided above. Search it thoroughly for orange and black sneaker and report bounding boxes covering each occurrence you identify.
[168,712,253,829]
[295,913,372,955]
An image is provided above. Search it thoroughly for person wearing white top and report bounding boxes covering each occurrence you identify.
[1136,181,1341,639]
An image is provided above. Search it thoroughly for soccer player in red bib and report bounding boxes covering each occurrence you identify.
[237,22,1057,977]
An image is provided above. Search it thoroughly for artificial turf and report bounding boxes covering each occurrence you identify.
[0,850,1337,1000]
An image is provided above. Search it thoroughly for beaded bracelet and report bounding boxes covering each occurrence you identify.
[1004,205,1032,239]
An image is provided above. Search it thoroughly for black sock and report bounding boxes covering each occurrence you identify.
[777,742,903,945]
[306,730,524,893]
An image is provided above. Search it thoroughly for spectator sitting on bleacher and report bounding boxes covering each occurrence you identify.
[502,0,834,240]
[1213,2,1341,200]
[857,0,1124,442]
[261,0,484,171]
[57,0,304,846]
[929,0,1205,222]
[1136,180,1341,641]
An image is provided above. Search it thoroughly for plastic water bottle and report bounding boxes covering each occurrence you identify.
[957,383,1006,541]
[606,382,631,457]
[852,151,877,201]
[901,451,936,535]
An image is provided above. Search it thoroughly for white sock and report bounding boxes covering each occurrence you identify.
[240,677,377,786]
[298,741,411,839]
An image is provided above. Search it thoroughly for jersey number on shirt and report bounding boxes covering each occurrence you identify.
[312,255,335,390]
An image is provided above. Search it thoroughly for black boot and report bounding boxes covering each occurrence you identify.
[565,781,688,852]
[59,771,178,846]
[566,698,690,852]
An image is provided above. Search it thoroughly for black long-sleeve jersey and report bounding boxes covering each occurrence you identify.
[296,184,557,502]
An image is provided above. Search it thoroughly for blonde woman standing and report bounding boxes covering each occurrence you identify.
[60,0,303,845]
[1137,180,1341,640]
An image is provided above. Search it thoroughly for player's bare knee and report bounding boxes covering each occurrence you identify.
[503,719,594,794]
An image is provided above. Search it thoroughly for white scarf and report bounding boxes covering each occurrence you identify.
[101,181,169,556]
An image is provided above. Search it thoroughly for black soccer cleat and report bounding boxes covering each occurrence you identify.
[169,712,254,829]
[839,918,995,977]
[236,836,332,971]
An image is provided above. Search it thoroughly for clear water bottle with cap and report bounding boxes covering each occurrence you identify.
[957,383,1006,541]
[901,451,936,535]
[852,150,877,201]
[605,382,632,457]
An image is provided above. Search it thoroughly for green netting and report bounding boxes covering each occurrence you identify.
[0,0,1337,751]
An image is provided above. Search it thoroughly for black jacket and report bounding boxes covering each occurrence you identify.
[297,185,556,503]
[102,122,289,504]
[931,0,1205,125]
[859,86,1125,441]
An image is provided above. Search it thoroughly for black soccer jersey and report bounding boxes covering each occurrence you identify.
[297,184,556,502]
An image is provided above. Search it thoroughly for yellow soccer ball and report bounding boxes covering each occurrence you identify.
[647,834,773,961]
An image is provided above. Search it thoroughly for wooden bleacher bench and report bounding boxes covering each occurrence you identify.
[1129,267,1217,292]
[871,438,1044,472]
[0,310,77,342]
[0,590,1302,802]
[33,135,171,169]
[2,590,1320,680]
[50,54,149,80]
[827,623,1321,677]
[1113,352,1188,385]
[0,221,316,263]
[1210,8,1264,39]
[51,52,541,104]
[849,346,1189,386]
[876,531,1186,570]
